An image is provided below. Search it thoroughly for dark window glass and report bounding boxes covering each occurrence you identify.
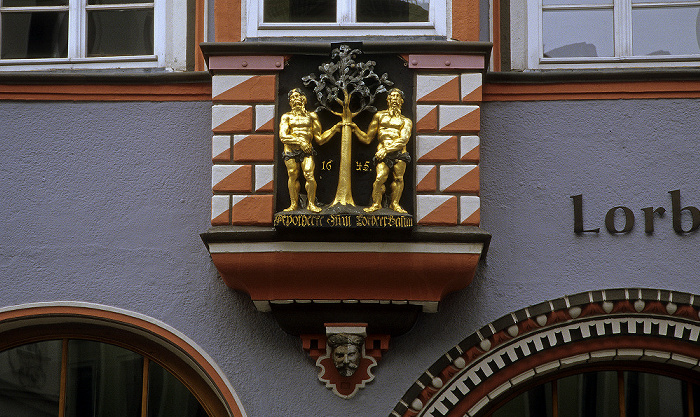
[87,0,151,4]
[65,340,143,417]
[3,0,67,7]
[263,0,336,23]
[625,372,686,417]
[0,340,62,417]
[558,371,619,417]
[87,9,153,56]
[0,11,68,58]
[147,361,208,417]
[492,382,553,417]
[357,0,429,22]
[490,370,698,417]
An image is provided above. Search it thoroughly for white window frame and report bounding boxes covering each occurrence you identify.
[0,0,185,71]
[520,0,700,69]
[245,0,447,38]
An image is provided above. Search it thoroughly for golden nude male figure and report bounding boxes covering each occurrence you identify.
[352,88,412,213]
[279,88,341,212]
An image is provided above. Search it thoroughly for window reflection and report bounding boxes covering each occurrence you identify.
[0,12,68,59]
[87,9,154,56]
[263,0,336,23]
[148,361,208,417]
[0,340,209,417]
[0,340,62,417]
[65,340,143,417]
[492,382,553,417]
[357,0,429,22]
[632,7,700,56]
[543,9,614,58]
[558,371,618,417]
[488,370,699,417]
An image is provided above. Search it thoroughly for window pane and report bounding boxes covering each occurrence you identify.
[558,371,619,417]
[88,0,152,4]
[1,11,68,59]
[3,0,67,7]
[543,9,614,58]
[633,0,697,3]
[492,382,553,417]
[625,372,686,417]
[357,0,429,22]
[87,9,153,56]
[65,340,143,417]
[148,361,208,417]
[263,0,336,22]
[0,341,62,417]
[543,0,611,6]
[632,7,700,56]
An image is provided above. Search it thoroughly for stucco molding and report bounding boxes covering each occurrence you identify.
[392,288,700,417]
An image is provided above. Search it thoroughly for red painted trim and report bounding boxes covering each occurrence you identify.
[491,0,501,72]
[408,55,486,70]
[452,0,479,41]
[214,0,241,42]
[0,83,212,101]
[209,56,287,71]
[483,80,700,101]
[211,251,480,301]
[0,305,246,417]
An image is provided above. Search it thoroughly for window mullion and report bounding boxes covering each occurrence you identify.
[58,339,68,417]
[615,0,632,57]
[339,0,352,24]
[141,357,150,417]
[67,0,81,58]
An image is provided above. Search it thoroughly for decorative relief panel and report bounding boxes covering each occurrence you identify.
[201,41,492,399]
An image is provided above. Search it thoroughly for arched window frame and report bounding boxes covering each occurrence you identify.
[393,288,700,417]
[0,302,247,417]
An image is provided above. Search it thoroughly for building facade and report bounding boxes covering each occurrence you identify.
[1,0,700,416]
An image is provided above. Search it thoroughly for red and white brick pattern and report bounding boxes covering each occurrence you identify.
[211,72,279,226]
[208,60,484,228]
[414,71,482,226]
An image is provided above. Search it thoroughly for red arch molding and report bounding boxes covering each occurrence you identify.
[392,288,700,417]
[0,302,247,417]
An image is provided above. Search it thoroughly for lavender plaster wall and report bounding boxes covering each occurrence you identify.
[0,99,698,416]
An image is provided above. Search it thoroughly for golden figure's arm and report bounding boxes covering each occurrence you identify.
[312,112,341,146]
[353,113,380,144]
[383,117,413,153]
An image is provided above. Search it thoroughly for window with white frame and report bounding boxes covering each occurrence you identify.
[0,0,167,70]
[526,0,700,68]
[247,0,447,38]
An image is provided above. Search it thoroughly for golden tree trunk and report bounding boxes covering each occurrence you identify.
[331,120,355,206]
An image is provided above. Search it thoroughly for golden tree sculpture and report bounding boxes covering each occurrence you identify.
[302,45,393,207]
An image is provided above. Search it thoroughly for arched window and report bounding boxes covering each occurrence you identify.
[0,303,246,417]
[392,288,700,417]
[0,339,207,417]
[489,367,700,417]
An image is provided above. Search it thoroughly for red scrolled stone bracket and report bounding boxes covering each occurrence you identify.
[301,324,390,399]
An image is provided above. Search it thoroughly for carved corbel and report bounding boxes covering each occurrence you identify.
[301,324,390,399]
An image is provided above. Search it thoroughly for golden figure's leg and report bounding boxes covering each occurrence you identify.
[364,163,389,213]
[302,156,322,212]
[389,161,407,213]
[284,158,301,211]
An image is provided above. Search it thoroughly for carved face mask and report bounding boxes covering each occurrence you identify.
[332,344,360,377]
